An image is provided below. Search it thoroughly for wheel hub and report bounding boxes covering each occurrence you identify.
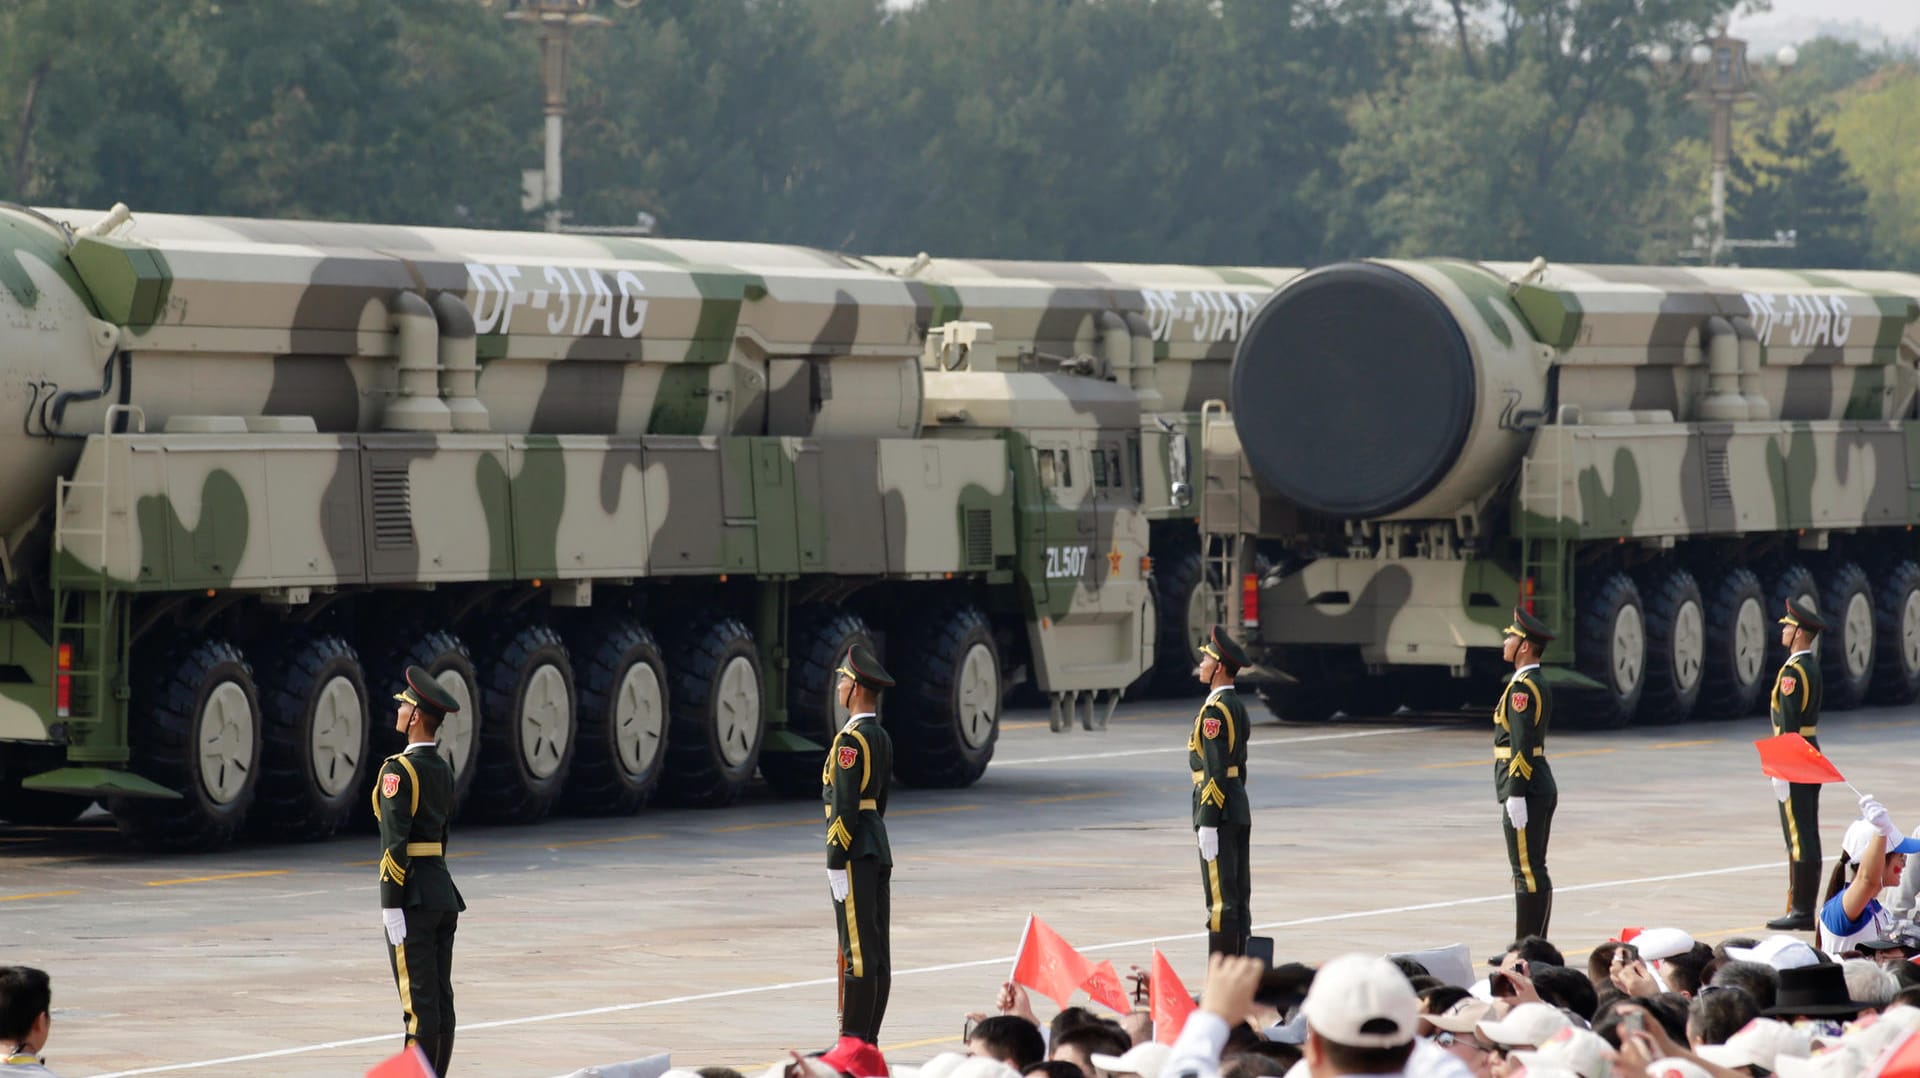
[1845,592,1874,679]
[434,670,476,780]
[310,674,365,798]
[1672,598,1704,694]
[198,680,255,805]
[715,655,761,767]
[957,643,999,749]
[1734,596,1765,685]
[520,663,571,779]
[1902,589,1920,675]
[1612,604,1645,695]
[614,661,665,776]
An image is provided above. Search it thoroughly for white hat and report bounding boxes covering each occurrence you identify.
[1426,1000,1497,1034]
[1640,1059,1714,1078]
[946,1060,1019,1078]
[1632,928,1695,962]
[911,1055,971,1078]
[1301,954,1420,1048]
[1090,1042,1171,1078]
[1843,819,1920,860]
[1477,1003,1572,1049]
[1511,1028,1616,1078]
[1774,1045,1870,1078]
[1697,1018,1812,1072]
[1725,935,1824,971]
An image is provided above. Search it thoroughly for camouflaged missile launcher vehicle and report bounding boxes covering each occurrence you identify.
[0,202,1291,850]
[1206,258,1920,728]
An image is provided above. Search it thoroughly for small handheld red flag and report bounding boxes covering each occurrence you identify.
[1755,733,1847,785]
[1150,948,1197,1045]
[1082,959,1132,1014]
[1011,915,1095,1009]
[1869,1028,1920,1078]
[365,1046,435,1078]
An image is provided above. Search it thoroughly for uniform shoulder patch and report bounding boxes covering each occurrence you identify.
[837,744,858,769]
[381,771,402,798]
[1511,691,1529,713]
[1781,674,1797,696]
[1202,715,1221,739]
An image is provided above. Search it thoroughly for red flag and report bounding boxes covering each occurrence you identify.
[1011,915,1095,1009]
[365,1046,435,1078]
[1150,949,1196,1045]
[1755,734,1848,785]
[1082,959,1131,1014]
[1869,1029,1920,1078]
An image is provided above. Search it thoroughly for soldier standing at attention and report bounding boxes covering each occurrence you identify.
[376,666,465,1077]
[1192,625,1252,958]
[1768,598,1827,931]
[820,645,896,1070]
[1497,609,1557,941]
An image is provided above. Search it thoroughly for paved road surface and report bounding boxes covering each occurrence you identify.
[5,696,1914,1076]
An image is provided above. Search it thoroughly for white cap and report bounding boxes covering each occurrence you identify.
[1511,1028,1616,1078]
[911,1054,971,1078]
[1632,928,1695,962]
[1301,954,1420,1048]
[1725,935,1824,970]
[946,1060,1020,1078]
[1774,1045,1870,1078]
[1477,1003,1572,1049]
[1696,1018,1812,1071]
[1090,1042,1171,1078]
[1641,1059,1714,1078]
[1843,819,1920,860]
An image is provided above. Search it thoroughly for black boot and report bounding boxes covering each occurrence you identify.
[1766,862,1820,931]
[434,1027,454,1076]
[1208,931,1240,957]
[410,1035,442,1076]
[841,976,878,1041]
[1513,890,1550,942]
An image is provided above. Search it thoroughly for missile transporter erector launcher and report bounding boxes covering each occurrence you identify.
[1208,257,1920,727]
[0,203,1288,849]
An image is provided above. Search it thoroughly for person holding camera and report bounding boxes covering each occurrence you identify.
[1495,609,1557,942]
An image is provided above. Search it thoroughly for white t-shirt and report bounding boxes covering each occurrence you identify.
[1820,893,1893,954]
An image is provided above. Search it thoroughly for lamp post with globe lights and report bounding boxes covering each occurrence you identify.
[1652,27,1798,264]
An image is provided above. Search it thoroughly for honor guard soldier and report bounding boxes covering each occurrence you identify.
[1192,625,1253,958]
[376,665,466,1077]
[821,645,895,1070]
[1497,608,1557,942]
[1768,597,1827,931]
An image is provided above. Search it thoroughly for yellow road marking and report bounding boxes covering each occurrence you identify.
[1020,792,1119,804]
[344,851,482,867]
[0,890,79,902]
[1306,768,1383,779]
[1650,739,1720,749]
[544,833,664,849]
[712,805,980,834]
[1421,759,1490,770]
[144,870,291,887]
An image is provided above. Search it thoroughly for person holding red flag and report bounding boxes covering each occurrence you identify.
[1496,608,1557,942]
[1190,625,1253,958]
[1768,597,1826,931]
[1816,796,1920,954]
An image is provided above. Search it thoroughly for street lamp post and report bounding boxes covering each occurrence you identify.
[496,0,636,232]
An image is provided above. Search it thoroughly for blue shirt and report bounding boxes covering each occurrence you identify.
[1820,893,1890,953]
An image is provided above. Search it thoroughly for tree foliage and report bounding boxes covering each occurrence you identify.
[1727,108,1871,267]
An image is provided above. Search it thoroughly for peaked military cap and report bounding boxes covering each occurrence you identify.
[837,643,895,690]
[1503,607,1556,646]
[1199,624,1250,670]
[394,664,461,716]
[1780,597,1826,633]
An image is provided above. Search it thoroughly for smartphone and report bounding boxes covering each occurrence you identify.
[1246,936,1276,971]
[1621,1010,1646,1035]
[1490,972,1515,998]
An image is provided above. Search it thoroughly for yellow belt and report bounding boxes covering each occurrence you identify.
[405,842,444,857]
[1778,727,1817,738]
[1493,747,1544,760]
[823,800,880,818]
[1191,767,1241,783]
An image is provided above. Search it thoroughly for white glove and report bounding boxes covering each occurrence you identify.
[382,908,406,945]
[1197,826,1219,862]
[1861,795,1901,843]
[1506,796,1529,830]
[1773,778,1792,803]
[827,867,849,902]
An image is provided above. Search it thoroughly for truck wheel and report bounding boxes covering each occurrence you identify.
[891,603,999,788]
[1570,571,1644,729]
[560,614,667,815]
[1870,559,1920,705]
[362,629,482,822]
[1819,560,1875,710]
[1761,563,1818,708]
[1149,545,1213,696]
[468,622,576,824]
[110,639,262,851]
[1698,566,1767,718]
[763,606,871,800]
[1636,566,1704,725]
[658,615,764,807]
[251,633,370,841]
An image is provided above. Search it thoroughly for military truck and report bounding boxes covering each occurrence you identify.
[0,202,1294,848]
[1204,258,1920,727]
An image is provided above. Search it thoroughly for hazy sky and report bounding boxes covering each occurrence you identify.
[1734,0,1920,46]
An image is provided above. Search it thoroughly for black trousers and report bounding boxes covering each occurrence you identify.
[1199,823,1252,945]
[1502,791,1555,939]
[834,859,891,1042]
[387,908,458,1076]
[1779,781,1822,866]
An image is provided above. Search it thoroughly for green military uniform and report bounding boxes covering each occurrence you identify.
[824,645,895,1049]
[1769,597,1826,931]
[376,666,466,1077]
[1193,625,1253,958]
[1497,609,1557,942]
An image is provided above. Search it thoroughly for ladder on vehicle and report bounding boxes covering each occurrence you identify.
[1516,428,1571,648]
[50,406,142,728]
[1197,399,1244,630]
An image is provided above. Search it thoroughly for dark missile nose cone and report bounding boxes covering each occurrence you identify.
[1230,261,1477,520]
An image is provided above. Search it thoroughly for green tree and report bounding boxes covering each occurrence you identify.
[1828,64,1920,267]
[1727,107,1871,267]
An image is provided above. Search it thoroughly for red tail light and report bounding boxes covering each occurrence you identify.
[55,642,72,718]
[1241,572,1260,629]
[1522,576,1537,615]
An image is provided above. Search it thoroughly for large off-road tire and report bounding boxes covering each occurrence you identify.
[1697,566,1768,718]
[1255,648,1340,723]
[1819,559,1875,711]
[891,603,1000,788]
[109,638,262,851]
[360,629,483,824]
[1870,559,1920,705]
[657,615,765,807]
[467,622,576,824]
[1570,571,1646,729]
[559,613,668,816]
[762,606,872,800]
[0,752,91,825]
[1635,565,1705,725]
[1148,543,1213,697]
[250,633,370,841]
[1761,564,1819,705]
